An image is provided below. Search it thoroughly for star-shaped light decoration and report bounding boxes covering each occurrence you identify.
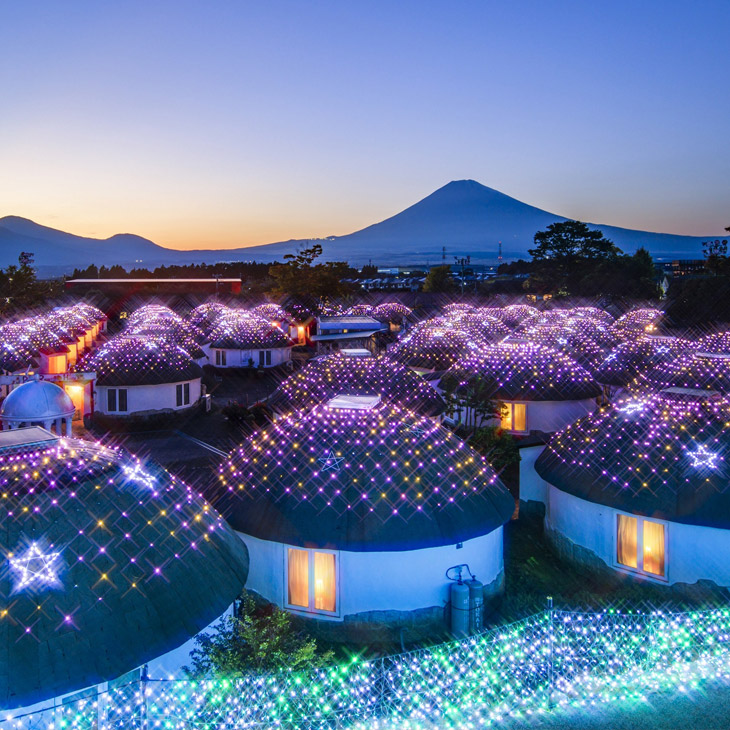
[405,425,428,436]
[9,542,63,592]
[318,449,345,473]
[122,462,157,490]
[686,444,720,470]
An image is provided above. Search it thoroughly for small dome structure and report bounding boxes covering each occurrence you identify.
[268,352,446,417]
[441,342,600,434]
[1,379,75,436]
[533,391,730,587]
[81,338,204,418]
[0,431,248,708]
[207,311,292,368]
[210,398,513,629]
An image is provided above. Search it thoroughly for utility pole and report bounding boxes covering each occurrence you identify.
[498,241,502,263]
[454,255,471,295]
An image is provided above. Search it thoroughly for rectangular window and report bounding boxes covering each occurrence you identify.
[617,514,638,569]
[500,403,527,432]
[258,350,265,367]
[107,389,117,412]
[286,548,338,615]
[643,520,665,576]
[118,389,127,412]
[183,382,190,405]
[265,351,272,366]
[513,403,526,431]
[176,383,183,407]
[215,350,227,366]
[616,514,665,578]
[287,549,309,608]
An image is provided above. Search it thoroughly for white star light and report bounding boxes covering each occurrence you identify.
[122,463,157,489]
[318,450,345,473]
[687,444,720,470]
[9,542,62,592]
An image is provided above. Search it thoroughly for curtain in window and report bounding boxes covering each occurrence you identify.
[617,514,638,568]
[314,552,336,612]
[287,549,309,607]
[643,520,665,576]
[500,404,512,430]
[514,403,527,431]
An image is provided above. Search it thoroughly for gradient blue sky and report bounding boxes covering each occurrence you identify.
[1,1,728,249]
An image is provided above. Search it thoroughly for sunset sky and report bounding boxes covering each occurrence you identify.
[1,1,728,250]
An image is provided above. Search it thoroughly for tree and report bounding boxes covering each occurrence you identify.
[469,426,521,476]
[442,378,500,435]
[528,220,620,295]
[268,244,354,298]
[422,265,455,293]
[185,592,333,678]
[703,229,730,275]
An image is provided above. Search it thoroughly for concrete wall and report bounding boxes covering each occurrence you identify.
[545,482,730,588]
[94,379,202,416]
[207,346,292,368]
[241,528,504,622]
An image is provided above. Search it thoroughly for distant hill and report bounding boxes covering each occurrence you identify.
[0,181,712,274]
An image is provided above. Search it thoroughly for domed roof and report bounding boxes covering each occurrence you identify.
[593,336,696,388]
[388,322,475,372]
[535,392,730,528]
[633,351,730,395]
[208,312,291,350]
[446,312,511,344]
[269,353,446,417]
[1,380,74,421]
[372,302,412,323]
[211,399,514,551]
[610,308,663,339]
[441,341,601,402]
[81,337,203,386]
[251,303,291,322]
[0,434,248,708]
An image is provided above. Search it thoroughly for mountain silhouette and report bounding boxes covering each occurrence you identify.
[0,181,711,273]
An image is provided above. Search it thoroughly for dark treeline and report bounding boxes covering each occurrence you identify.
[70,261,274,280]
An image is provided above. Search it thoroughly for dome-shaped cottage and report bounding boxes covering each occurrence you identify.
[441,341,600,435]
[1,379,75,435]
[268,352,446,417]
[211,396,514,634]
[534,391,730,588]
[82,337,203,418]
[207,311,292,368]
[0,428,248,709]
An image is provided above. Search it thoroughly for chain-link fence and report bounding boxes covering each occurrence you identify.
[3,606,730,730]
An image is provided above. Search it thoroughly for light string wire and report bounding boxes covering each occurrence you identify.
[3,605,730,729]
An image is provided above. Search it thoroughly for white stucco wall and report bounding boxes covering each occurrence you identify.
[94,379,202,416]
[519,444,548,504]
[207,346,292,368]
[516,398,596,434]
[241,529,504,621]
[545,483,730,587]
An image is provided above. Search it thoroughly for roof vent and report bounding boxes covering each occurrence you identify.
[326,394,381,410]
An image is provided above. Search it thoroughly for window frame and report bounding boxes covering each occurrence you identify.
[284,546,340,618]
[614,511,668,582]
[107,388,117,412]
[500,402,528,434]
